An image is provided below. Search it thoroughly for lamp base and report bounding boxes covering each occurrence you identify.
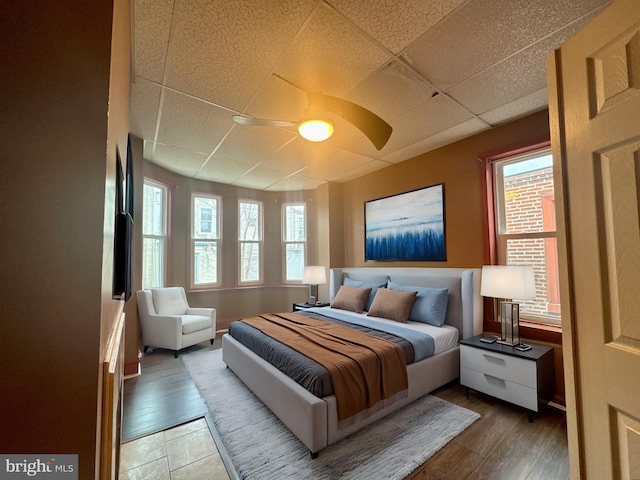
[498,301,520,346]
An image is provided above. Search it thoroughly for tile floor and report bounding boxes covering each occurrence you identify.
[119,417,230,479]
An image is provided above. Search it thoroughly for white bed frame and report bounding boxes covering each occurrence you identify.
[222,267,482,457]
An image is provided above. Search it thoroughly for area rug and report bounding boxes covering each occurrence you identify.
[183,348,479,480]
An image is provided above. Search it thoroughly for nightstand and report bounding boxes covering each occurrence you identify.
[460,335,555,422]
[293,302,330,312]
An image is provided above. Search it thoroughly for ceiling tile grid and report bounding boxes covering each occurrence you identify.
[131,0,612,191]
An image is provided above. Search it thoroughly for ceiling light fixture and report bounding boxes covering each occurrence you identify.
[297,106,334,142]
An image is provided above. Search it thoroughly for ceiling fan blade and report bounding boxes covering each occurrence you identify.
[309,93,393,150]
[232,115,297,128]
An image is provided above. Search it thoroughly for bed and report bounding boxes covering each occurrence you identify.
[221,267,482,457]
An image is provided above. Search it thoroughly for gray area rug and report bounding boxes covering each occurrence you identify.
[183,348,479,480]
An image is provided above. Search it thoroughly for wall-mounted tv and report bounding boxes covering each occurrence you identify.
[364,183,446,262]
[112,134,134,301]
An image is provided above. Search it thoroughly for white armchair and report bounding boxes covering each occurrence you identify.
[137,287,216,358]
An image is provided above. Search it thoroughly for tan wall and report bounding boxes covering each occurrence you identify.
[140,161,319,332]
[0,0,130,477]
[337,110,551,268]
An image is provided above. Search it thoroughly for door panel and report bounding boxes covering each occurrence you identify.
[548,0,640,478]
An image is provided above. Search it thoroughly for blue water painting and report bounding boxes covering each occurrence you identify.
[365,184,446,261]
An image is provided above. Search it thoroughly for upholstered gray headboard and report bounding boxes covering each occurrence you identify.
[329,267,482,340]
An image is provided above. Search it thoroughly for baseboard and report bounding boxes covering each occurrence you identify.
[124,358,140,378]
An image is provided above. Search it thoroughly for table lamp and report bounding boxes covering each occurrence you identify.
[302,266,326,305]
[480,265,536,346]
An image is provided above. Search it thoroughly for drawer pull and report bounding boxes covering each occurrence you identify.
[484,373,506,385]
[482,354,506,364]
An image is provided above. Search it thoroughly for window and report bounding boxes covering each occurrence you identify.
[492,147,560,326]
[239,200,262,284]
[283,203,306,282]
[192,194,220,286]
[142,180,167,289]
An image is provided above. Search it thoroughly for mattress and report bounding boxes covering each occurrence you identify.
[227,306,459,398]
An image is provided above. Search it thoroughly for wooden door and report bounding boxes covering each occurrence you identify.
[547,0,640,478]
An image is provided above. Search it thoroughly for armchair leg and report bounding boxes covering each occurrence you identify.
[174,350,179,359]
[210,339,214,345]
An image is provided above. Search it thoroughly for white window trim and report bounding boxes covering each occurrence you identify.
[191,193,221,289]
[238,199,263,285]
[282,202,307,283]
[142,178,168,289]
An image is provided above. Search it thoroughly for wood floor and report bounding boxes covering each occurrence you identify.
[122,338,569,480]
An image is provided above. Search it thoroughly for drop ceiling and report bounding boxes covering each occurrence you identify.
[130,0,610,191]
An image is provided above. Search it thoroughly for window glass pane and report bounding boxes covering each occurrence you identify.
[239,201,261,240]
[498,153,555,234]
[240,243,260,282]
[285,243,304,281]
[506,237,561,325]
[142,238,164,289]
[143,183,165,236]
[194,241,217,284]
[284,205,305,241]
[194,196,218,239]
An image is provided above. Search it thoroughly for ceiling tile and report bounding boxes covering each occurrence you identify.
[130,76,162,141]
[262,137,339,174]
[445,27,582,115]
[404,0,610,90]
[134,0,174,83]
[479,87,548,126]
[156,89,233,153]
[214,125,297,167]
[274,4,392,96]
[328,159,390,183]
[326,0,467,54]
[384,93,475,151]
[346,59,435,123]
[383,117,491,163]
[299,150,373,179]
[145,141,207,177]
[231,164,291,190]
[163,0,316,110]
[195,155,253,184]
[266,175,326,191]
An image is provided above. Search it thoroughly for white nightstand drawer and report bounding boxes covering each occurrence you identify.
[461,367,539,411]
[460,345,536,388]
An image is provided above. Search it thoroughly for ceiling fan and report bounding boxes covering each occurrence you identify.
[232,90,393,151]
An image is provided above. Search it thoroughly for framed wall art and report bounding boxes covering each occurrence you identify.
[364,183,446,261]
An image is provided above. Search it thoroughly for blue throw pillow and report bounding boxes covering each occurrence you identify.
[343,277,386,311]
[387,281,449,326]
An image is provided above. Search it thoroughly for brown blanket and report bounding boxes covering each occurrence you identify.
[240,312,408,422]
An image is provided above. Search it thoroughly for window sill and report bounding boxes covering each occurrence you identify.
[484,320,562,345]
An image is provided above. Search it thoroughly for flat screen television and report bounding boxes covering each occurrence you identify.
[112,135,134,301]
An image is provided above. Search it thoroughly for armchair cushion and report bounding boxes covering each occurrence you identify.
[151,287,188,315]
[181,315,213,335]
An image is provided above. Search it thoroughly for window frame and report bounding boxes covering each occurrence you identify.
[282,202,307,283]
[493,147,560,326]
[481,138,562,344]
[141,178,168,289]
[238,199,263,285]
[191,192,221,289]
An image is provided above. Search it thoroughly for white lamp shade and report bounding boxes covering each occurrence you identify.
[480,265,536,300]
[302,266,326,285]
